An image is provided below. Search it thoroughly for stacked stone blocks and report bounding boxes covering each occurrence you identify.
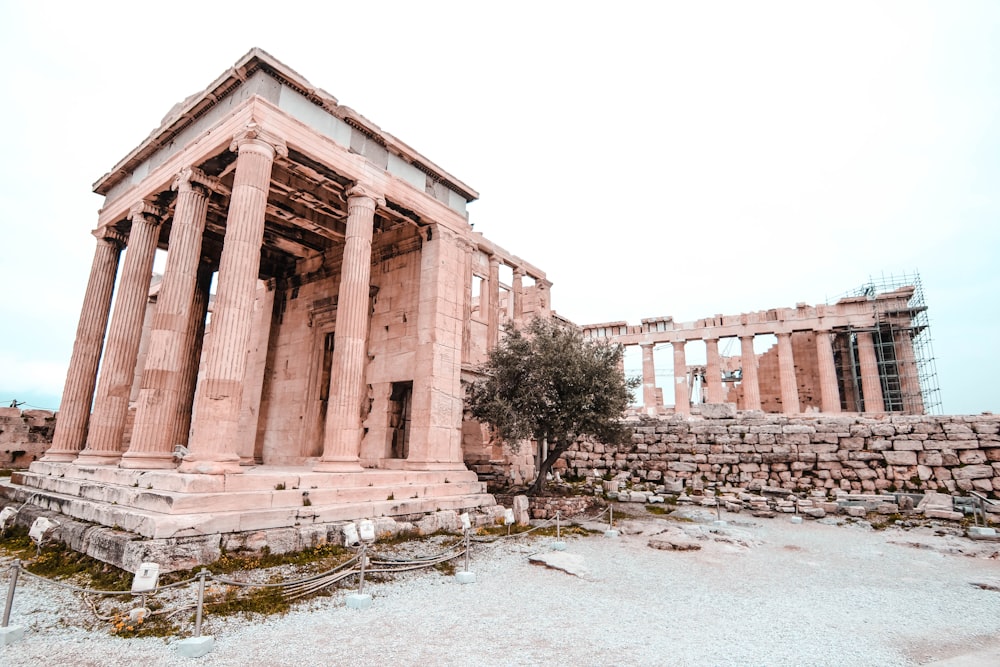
[561,413,1000,496]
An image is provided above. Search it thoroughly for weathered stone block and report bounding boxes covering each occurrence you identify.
[952,464,993,480]
[891,439,923,451]
[701,403,737,419]
[958,450,987,465]
[883,451,917,466]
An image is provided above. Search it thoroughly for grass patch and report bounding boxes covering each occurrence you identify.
[869,512,905,531]
[167,542,353,581]
[645,504,673,515]
[0,526,131,591]
[528,524,599,538]
[433,560,457,576]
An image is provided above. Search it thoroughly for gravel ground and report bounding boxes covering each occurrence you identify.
[2,510,1000,667]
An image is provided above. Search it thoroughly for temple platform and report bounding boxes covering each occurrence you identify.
[0,462,498,572]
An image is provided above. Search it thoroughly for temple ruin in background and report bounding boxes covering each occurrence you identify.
[584,272,941,417]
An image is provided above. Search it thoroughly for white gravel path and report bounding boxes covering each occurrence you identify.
[2,512,1000,666]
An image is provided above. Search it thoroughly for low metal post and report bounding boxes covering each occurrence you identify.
[556,511,561,539]
[2,560,20,628]
[357,543,367,595]
[609,505,614,529]
[193,570,208,638]
[464,529,471,573]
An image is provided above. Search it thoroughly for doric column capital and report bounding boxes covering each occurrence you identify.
[346,183,386,208]
[488,254,500,269]
[230,122,288,158]
[128,200,164,225]
[93,226,126,248]
[172,166,220,195]
[512,267,525,279]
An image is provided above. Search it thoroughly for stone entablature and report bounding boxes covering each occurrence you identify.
[560,413,1000,496]
[96,49,477,217]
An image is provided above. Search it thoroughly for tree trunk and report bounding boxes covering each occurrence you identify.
[528,439,567,495]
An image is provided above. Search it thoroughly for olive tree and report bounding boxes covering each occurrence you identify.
[465,317,639,494]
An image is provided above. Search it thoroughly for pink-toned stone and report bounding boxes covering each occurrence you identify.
[77,203,163,465]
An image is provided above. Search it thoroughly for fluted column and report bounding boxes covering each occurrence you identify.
[123,168,216,469]
[856,330,885,414]
[405,225,469,469]
[704,338,724,403]
[894,329,923,414]
[640,343,657,415]
[314,184,383,472]
[182,124,286,474]
[739,334,761,410]
[672,340,689,416]
[236,279,276,464]
[170,263,212,449]
[43,229,125,461]
[76,203,163,465]
[776,332,800,414]
[486,255,500,349]
[815,330,841,413]
[511,268,524,322]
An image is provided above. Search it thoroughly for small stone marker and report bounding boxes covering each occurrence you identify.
[346,592,372,610]
[968,526,998,539]
[0,625,25,646]
[176,636,215,658]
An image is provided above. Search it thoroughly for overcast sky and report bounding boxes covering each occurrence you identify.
[0,1,997,415]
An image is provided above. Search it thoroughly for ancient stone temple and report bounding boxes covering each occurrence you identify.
[584,275,939,417]
[4,49,552,569]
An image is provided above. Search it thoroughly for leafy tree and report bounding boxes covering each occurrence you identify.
[466,317,639,494]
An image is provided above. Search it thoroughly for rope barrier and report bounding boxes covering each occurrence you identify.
[1,504,603,643]
[211,554,360,590]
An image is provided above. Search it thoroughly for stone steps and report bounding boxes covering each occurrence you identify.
[2,462,496,540]
[23,461,480,493]
[10,471,486,515]
[1,479,495,540]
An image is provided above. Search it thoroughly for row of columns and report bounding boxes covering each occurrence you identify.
[478,254,548,352]
[46,121,431,474]
[636,330,887,416]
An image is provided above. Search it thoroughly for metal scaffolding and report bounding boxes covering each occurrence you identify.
[834,271,942,415]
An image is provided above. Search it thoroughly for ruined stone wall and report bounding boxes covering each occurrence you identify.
[560,413,1000,496]
[494,493,599,520]
[0,408,56,468]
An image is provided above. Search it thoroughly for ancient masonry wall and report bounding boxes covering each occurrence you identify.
[0,408,56,468]
[560,413,1000,495]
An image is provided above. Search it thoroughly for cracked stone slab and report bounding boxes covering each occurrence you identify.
[528,551,592,578]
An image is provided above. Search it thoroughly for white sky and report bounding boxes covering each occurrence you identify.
[0,1,997,415]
